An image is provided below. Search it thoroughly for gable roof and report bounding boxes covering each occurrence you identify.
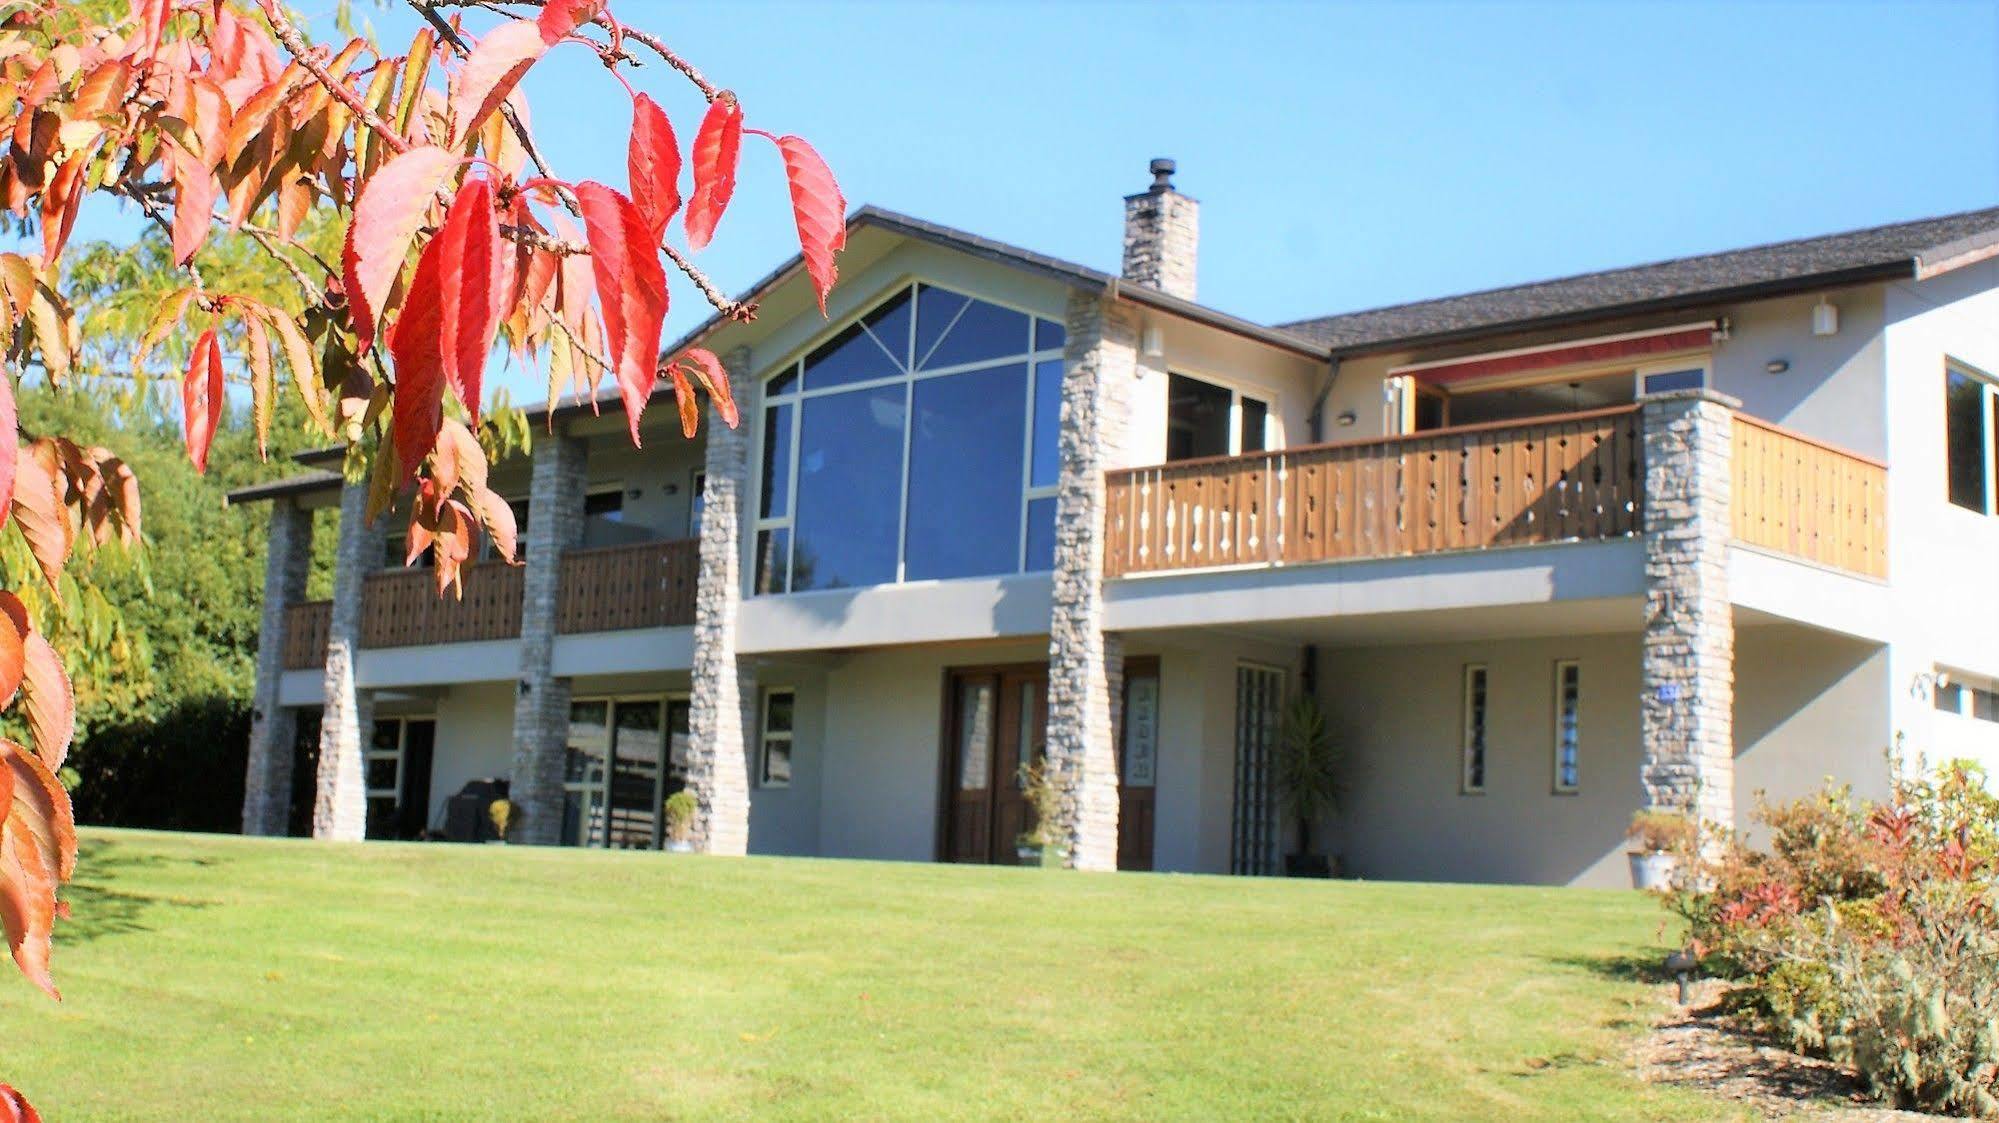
[1282,206,1999,354]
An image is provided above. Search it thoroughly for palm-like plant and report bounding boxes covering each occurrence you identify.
[1275,695,1344,859]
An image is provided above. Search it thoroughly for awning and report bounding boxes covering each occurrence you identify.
[1391,321,1718,386]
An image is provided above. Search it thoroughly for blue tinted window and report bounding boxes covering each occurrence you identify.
[914,284,970,369]
[1035,318,1065,353]
[754,528,789,595]
[905,365,1027,581]
[793,386,906,589]
[1031,359,1063,488]
[919,293,1030,370]
[766,363,798,397]
[759,403,792,518]
[1642,368,1704,394]
[1025,497,1057,572]
[803,289,910,390]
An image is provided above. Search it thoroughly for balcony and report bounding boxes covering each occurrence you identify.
[1104,407,1886,580]
[281,538,700,670]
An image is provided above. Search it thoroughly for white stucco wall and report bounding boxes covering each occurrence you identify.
[1734,626,1894,828]
[422,681,517,833]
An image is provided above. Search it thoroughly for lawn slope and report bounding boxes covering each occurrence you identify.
[0,829,1734,1121]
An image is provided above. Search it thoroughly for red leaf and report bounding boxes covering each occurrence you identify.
[17,631,70,771]
[435,179,501,422]
[536,0,606,44]
[683,93,741,252]
[666,366,698,438]
[389,229,451,481]
[575,182,667,445]
[467,486,518,564]
[341,145,460,353]
[430,418,489,497]
[0,1082,43,1123]
[448,20,547,148]
[0,734,74,1000]
[38,156,86,267]
[627,93,682,241]
[677,347,738,429]
[767,134,846,314]
[167,142,218,268]
[0,372,18,533]
[181,328,223,473]
[0,594,22,710]
[8,447,67,597]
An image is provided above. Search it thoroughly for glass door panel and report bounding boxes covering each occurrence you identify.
[606,700,664,849]
[564,701,611,846]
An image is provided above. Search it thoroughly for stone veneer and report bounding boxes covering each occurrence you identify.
[313,481,385,840]
[508,429,587,845]
[685,347,755,856]
[241,497,312,836]
[1639,388,1738,831]
[1121,160,1199,302]
[1044,291,1138,871]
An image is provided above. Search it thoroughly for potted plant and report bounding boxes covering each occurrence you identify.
[1275,695,1343,877]
[1014,758,1068,868]
[663,790,698,853]
[485,798,512,845]
[1626,808,1695,891]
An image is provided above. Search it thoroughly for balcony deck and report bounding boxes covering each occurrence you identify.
[1104,406,1886,581]
[281,538,699,670]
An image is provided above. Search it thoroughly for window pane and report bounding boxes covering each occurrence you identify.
[955,681,993,791]
[1035,318,1065,353]
[370,720,401,753]
[1946,370,1988,512]
[1240,396,1269,454]
[607,702,663,849]
[666,699,693,778]
[1167,374,1233,461]
[794,386,906,589]
[366,755,399,792]
[1464,667,1487,791]
[1031,359,1063,488]
[906,364,1028,581]
[1936,681,1965,714]
[754,528,790,595]
[920,293,1030,370]
[914,284,971,367]
[765,692,794,735]
[804,292,909,390]
[1556,663,1581,790]
[1643,368,1705,394]
[762,738,792,785]
[760,403,793,518]
[766,363,798,397]
[1025,497,1057,572]
[565,701,610,784]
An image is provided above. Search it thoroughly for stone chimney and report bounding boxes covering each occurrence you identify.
[1121,158,1199,301]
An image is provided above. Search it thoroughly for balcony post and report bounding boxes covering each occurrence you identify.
[313,481,386,840]
[242,497,314,836]
[686,347,755,856]
[508,427,587,845]
[1639,388,1740,834]
[1045,291,1137,871]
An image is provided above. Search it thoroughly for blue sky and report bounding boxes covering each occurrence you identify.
[77,1,1999,399]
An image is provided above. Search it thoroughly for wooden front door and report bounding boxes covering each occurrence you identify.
[1117,657,1161,871]
[942,665,1047,865]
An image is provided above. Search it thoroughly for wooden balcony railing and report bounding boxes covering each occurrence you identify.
[1732,415,1888,578]
[278,538,700,669]
[1104,407,1644,577]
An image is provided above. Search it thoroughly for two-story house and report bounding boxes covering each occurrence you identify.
[228,161,1999,887]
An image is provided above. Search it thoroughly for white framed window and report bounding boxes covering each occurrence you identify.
[760,689,795,787]
[366,716,435,840]
[752,281,1067,594]
[1166,371,1271,461]
[1934,669,1999,725]
[1637,360,1709,396]
[1461,664,1488,794]
[1946,361,1999,516]
[1552,660,1581,793]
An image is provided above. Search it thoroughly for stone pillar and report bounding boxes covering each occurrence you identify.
[1121,158,1199,301]
[242,498,313,835]
[507,429,587,845]
[1639,388,1739,832]
[1045,291,1137,871]
[687,347,756,856]
[313,482,386,841]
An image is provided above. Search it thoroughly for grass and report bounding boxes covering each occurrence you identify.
[0,828,1741,1121]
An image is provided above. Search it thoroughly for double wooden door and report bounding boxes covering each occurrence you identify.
[942,666,1046,865]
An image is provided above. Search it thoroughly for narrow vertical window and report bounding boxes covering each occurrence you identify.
[1945,365,1997,515]
[760,689,795,787]
[1552,660,1581,793]
[1460,665,1488,794]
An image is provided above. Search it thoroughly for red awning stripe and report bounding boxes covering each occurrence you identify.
[1409,326,1714,386]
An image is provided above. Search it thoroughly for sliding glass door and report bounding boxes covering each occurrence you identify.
[564,696,690,849]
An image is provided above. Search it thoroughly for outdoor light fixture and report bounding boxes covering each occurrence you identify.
[1812,297,1839,336]
[1141,323,1165,358]
[1336,410,1358,427]
[1665,948,1698,1006]
[1764,359,1791,375]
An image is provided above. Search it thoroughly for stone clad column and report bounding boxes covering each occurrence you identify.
[508,429,587,845]
[1639,388,1739,832]
[314,482,386,840]
[242,497,314,836]
[1045,291,1138,871]
[686,347,755,856]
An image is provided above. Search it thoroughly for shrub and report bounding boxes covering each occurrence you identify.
[1661,762,1999,1117]
[1628,808,1698,855]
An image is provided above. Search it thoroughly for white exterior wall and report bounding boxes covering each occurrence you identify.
[1882,261,1999,770]
[1734,626,1894,826]
[420,682,516,832]
[1120,317,1323,469]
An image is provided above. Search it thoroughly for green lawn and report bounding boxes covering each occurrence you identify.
[0,829,1737,1121]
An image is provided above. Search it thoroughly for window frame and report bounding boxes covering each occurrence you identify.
[750,280,1067,594]
[366,714,434,829]
[1460,663,1488,795]
[759,688,796,788]
[562,691,688,849]
[1945,360,1999,517]
[1164,367,1276,461]
[1551,659,1582,795]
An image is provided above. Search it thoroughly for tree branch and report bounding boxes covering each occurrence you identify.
[407,0,564,188]
[255,0,411,158]
[421,0,720,100]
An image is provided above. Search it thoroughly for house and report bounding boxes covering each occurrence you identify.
[228,161,1999,887]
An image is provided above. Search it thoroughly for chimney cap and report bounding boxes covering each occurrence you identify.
[1147,157,1177,193]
